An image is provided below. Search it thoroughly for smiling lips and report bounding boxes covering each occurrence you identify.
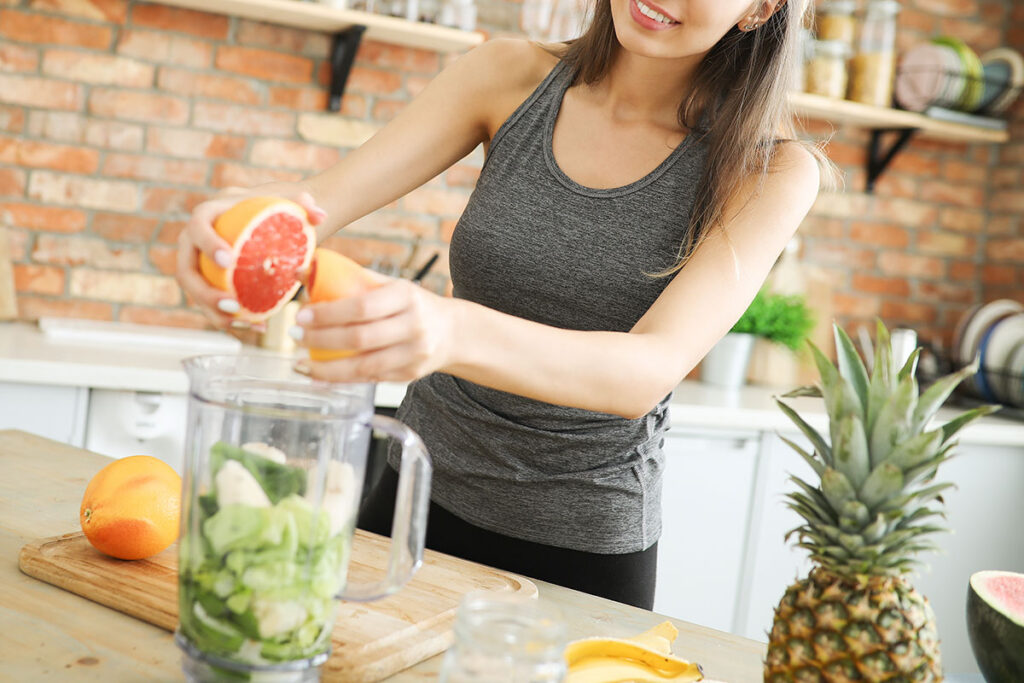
[629,0,680,29]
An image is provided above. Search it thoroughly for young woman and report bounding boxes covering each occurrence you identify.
[176,0,822,609]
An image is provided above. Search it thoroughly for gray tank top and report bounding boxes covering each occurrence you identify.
[389,59,708,554]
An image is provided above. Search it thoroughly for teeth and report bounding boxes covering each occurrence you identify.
[635,0,674,24]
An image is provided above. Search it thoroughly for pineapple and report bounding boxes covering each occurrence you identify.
[765,322,999,682]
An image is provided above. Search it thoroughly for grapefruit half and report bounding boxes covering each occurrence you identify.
[306,247,381,362]
[199,197,316,321]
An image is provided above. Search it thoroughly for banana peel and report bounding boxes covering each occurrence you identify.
[564,621,703,683]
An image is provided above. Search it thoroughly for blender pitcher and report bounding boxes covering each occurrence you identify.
[175,354,431,682]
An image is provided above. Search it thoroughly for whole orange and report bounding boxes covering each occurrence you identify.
[80,455,182,560]
[306,248,382,362]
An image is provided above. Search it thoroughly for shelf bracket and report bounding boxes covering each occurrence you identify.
[865,128,919,193]
[328,25,366,113]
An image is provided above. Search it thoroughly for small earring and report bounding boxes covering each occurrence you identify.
[744,22,758,30]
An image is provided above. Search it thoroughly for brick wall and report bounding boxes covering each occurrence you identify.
[0,0,1021,354]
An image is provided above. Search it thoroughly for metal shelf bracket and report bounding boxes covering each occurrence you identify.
[329,25,367,112]
[866,128,919,193]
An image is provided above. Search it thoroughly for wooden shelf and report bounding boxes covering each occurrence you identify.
[789,91,1009,144]
[159,0,484,52]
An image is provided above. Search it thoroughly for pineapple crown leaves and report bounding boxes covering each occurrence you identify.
[775,320,999,577]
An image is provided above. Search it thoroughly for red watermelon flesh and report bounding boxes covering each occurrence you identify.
[967,570,1024,683]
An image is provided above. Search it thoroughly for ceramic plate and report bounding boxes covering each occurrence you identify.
[933,36,985,111]
[1006,340,1024,407]
[959,299,1024,397]
[951,302,983,366]
[981,48,1024,114]
[896,44,957,111]
[980,313,1024,403]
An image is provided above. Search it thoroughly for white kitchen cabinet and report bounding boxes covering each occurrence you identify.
[84,389,189,472]
[0,381,88,446]
[655,428,761,633]
[734,430,817,643]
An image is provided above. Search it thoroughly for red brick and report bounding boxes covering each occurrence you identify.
[881,301,938,324]
[356,41,440,75]
[29,0,128,23]
[249,139,340,171]
[849,221,909,248]
[142,188,208,215]
[6,228,27,260]
[0,136,99,174]
[919,180,985,209]
[942,160,987,184]
[810,191,869,219]
[402,187,470,217]
[991,190,1024,213]
[877,252,945,279]
[13,264,64,295]
[346,67,402,95]
[917,231,975,257]
[0,105,24,134]
[345,212,437,240]
[102,153,208,186]
[985,239,1024,263]
[156,67,261,105]
[937,18,1002,51]
[907,137,969,155]
[950,261,977,281]
[871,197,939,227]
[803,242,876,269]
[157,220,186,244]
[147,244,177,275]
[147,127,246,160]
[440,218,458,242]
[116,29,211,68]
[914,0,979,17]
[991,167,1021,189]
[193,102,295,137]
[34,234,143,270]
[800,217,843,239]
[982,265,1016,285]
[1001,144,1024,165]
[0,168,25,197]
[27,112,144,151]
[899,8,936,33]
[92,212,157,242]
[210,163,303,189]
[16,296,113,321]
[318,235,409,266]
[267,86,328,111]
[69,268,180,305]
[917,281,975,305]
[0,73,82,110]
[235,20,330,57]
[28,171,137,212]
[89,89,189,125]
[872,173,918,199]
[42,50,153,86]
[215,46,313,84]
[130,3,228,39]
[0,43,39,72]
[851,274,910,297]
[822,140,865,167]
[446,164,481,188]
[987,215,1018,235]
[372,99,406,123]
[118,305,209,329]
[939,208,985,233]
[0,9,112,48]
[0,202,85,232]
[833,292,881,318]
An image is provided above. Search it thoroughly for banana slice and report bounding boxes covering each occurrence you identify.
[628,621,679,655]
[567,656,703,683]
[241,442,287,464]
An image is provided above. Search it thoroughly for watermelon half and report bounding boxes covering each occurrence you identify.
[967,570,1024,682]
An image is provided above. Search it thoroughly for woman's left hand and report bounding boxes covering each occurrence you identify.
[291,278,457,383]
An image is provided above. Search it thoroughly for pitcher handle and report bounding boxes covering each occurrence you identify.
[337,414,431,601]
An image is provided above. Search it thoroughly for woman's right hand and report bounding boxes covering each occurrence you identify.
[175,186,327,330]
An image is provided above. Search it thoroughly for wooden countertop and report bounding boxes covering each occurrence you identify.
[0,429,765,682]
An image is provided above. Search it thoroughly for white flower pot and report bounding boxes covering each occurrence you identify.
[701,333,756,389]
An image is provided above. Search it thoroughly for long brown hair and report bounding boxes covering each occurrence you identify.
[563,0,828,275]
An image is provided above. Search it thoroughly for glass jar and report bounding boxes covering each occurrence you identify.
[847,0,900,106]
[816,0,856,45]
[439,592,567,683]
[805,39,852,99]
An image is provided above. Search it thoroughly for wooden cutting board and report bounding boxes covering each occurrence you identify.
[20,530,537,682]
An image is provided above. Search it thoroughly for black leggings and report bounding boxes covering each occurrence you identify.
[357,466,657,609]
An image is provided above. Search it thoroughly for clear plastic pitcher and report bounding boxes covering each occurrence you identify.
[175,354,431,682]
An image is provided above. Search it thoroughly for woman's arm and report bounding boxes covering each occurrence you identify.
[176,39,555,327]
[297,143,821,418]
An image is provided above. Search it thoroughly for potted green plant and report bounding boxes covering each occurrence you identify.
[702,290,815,388]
